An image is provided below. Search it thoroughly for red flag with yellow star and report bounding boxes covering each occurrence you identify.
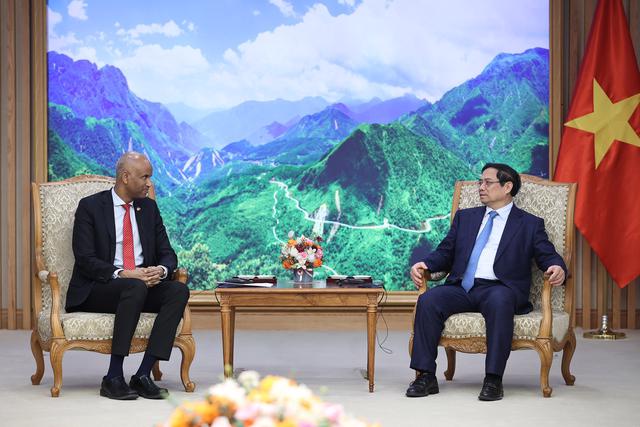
[554,0,640,287]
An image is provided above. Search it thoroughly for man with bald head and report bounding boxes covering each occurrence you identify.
[66,152,189,400]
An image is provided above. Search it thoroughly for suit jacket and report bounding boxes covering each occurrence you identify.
[66,189,178,310]
[423,205,567,314]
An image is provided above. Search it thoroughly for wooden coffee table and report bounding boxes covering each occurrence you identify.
[214,280,384,392]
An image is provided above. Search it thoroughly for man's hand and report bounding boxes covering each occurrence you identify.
[118,267,164,287]
[410,262,429,289]
[545,265,565,286]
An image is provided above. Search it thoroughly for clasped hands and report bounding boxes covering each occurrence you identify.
[118,266,165,287]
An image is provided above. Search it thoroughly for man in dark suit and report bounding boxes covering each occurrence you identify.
[66,152,189,400]
[406,163,566,401]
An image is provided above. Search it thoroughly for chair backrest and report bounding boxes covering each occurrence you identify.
[33,175,115,314]
[451,174,576,313]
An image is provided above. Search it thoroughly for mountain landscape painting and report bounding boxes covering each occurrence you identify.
[47,0,549,290]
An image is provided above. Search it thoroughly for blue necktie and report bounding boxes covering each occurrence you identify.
[461,211,498,292]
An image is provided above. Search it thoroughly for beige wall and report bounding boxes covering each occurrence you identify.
[1,0,639,330]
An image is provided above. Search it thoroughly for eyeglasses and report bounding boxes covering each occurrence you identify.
[477,179,501,187]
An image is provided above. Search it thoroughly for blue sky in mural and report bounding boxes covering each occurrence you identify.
[48,0,548,110]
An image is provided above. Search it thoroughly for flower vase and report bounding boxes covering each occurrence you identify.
[293,267,313,284]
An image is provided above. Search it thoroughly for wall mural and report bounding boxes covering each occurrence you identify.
[47,0,549,290]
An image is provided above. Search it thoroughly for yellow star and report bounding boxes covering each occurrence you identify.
[564,78,640,168]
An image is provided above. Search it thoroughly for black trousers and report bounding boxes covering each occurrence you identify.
[410,279,517,376]
[69,278,189,360]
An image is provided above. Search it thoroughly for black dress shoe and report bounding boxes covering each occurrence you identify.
[478,378,504,401]
[100,375,138,400]
[406,373,439,397]
[129,374,168,399]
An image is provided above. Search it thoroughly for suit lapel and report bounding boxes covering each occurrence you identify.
[133,199,148,265]
[102,190,116,262]
[462,207,486,262]
[495,205,524,262]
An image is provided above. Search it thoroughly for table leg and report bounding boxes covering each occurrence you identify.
[229,307,236,369]
[367,301,377,392]
[220,299,235,378]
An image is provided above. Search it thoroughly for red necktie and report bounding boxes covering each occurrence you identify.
[122,204,136,270]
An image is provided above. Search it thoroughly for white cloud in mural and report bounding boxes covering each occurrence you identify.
[68,0,88,21]
[202,0,547,106]
[48,6,99,63]
[48,7,63,28]
[337,0,357,7]
[70,0,546,110]
[269,0,296,18]
[117,20,184,40]
[112,44,212,107]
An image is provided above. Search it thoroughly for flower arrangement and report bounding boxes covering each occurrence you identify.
[163,371,378,427]
[280,231,323,271]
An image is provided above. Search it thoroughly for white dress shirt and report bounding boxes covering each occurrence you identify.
[474,202,513,280]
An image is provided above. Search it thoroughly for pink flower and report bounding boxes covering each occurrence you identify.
[324,403,344,422]
[235,403,260,421]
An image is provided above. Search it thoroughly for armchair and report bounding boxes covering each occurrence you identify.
[409,174,577,397]
[30,175,196,397]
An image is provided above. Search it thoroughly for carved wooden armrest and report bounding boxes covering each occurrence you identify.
[538,273,553,339]
[48,272,65,340]
[172,268,193,335]
[172,267,188,284]
[417,268,448,295]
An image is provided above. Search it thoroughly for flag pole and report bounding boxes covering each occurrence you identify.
[583,276,626,340]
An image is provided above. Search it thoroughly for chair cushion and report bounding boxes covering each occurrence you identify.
[38,310,183,342]
[442,310,569,341]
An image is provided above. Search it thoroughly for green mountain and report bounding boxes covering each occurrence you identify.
[403,47,549,176]
[301,123,472,220]
[48,48,550,291]
[166,122,473,290]
[234,104,360,166]
[48,102,182,192]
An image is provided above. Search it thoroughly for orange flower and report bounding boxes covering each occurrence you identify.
[288,239,296,246]
[282,260,292,269]
[168,407,198,427]
[313,258,322,267]
[182,401,219,425]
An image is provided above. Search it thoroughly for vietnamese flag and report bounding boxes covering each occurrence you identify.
[554,0,640,287]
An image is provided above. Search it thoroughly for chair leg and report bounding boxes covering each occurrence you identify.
[49,341,65,397]
[152,360,163,381]
[444,348,456,381]
[535,339,553,397]
[175,335,196,392]
[561,330,576,386]
[30,330,45,385]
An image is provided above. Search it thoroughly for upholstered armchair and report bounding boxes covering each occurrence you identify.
[30,175,196,397]
[409,174,577,397]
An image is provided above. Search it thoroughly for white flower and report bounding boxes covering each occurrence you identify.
[252,416,277,427]
[211,417,232,427]
[237,370,260,390]
[208,379,246,406]
[288,230,295,238]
